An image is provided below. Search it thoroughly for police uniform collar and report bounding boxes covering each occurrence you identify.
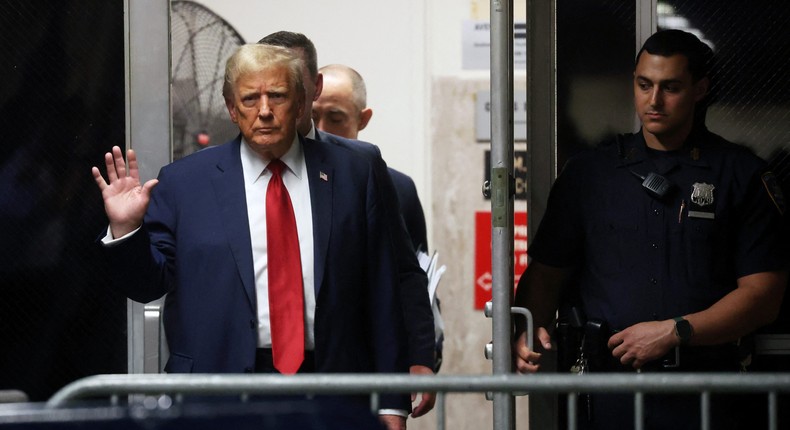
[678,126,712,168]
[617,129,710,171]
[614,132,648,168]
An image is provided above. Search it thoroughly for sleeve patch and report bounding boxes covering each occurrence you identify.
[762,171,786,215]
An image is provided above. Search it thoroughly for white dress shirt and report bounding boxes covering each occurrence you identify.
[240,135,316,350]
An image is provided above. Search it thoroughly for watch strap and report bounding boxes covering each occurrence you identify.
[673,316,693,345]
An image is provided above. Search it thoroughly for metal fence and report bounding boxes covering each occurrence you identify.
[25,373,788,430]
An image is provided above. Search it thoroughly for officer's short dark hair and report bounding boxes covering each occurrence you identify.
[637,29,716,125]
[636,29,713,83]
[258,31,318,79]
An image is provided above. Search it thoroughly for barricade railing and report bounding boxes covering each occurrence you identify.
[44,373,790,430]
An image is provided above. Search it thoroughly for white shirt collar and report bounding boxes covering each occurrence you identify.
[306,121,317,140]
[239,134,303,185]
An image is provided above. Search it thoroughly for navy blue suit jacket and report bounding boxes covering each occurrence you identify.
[105,136,410,409]
[315,130,435,369]
[388,168,428,253]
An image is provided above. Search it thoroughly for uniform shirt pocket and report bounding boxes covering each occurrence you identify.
[587,217,641,276]
[682,218,725,305]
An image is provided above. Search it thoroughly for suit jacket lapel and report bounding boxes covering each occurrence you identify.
[302,136,332,297]
[211,137,257,312]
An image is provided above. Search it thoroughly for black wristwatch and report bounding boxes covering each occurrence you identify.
[673,317,693,345]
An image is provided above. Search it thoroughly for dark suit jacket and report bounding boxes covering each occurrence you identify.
[388,168,428,252]
[315,130,435,369]
[105,136,410,409]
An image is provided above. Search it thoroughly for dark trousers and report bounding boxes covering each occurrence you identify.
[578,391,748,430]
[249,349,317,404]
[252,349,375,412]
[577,346,749,430]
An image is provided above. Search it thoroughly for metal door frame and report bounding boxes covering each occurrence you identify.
[523,1,657,428]
[124,0,172,375]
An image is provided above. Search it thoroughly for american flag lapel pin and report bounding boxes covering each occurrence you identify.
[319,171,328,181]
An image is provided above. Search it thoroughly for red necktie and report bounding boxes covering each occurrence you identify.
[265,159,304,374]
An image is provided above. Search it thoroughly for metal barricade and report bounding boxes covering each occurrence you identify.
[40,373,790,430]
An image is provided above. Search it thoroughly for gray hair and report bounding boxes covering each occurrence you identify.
[222,44,305,102]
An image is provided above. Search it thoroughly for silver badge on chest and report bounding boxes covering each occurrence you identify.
[690,182,715,207]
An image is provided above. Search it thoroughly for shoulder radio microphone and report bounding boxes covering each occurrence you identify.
[629,170,675,200]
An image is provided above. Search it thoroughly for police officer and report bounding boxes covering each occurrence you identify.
[513,29,788,429]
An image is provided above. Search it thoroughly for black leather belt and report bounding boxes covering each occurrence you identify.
[646,344,741,371]
[254,348,316,374]
[599,344,742,372]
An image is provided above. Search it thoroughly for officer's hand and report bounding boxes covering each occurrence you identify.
[607,320,676,369]
[514,327,552,373]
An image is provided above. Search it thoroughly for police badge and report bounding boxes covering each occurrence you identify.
[688,182,715,219]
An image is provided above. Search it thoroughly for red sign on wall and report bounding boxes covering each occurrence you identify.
[474,211,528,310]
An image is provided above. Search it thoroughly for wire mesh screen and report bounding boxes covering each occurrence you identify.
[558,1,790,185]
[171,1,245,160]
[657,0,790,338]
[0,1,127,401]
[658,0,790,177]
[556,0,790,370]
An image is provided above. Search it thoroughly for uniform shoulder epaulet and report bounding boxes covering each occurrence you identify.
[596,134,618,148]
[595,133,636,157]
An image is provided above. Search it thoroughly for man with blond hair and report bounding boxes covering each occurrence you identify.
[94,44,411,430]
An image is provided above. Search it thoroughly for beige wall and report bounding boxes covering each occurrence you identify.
[408,76,527,430]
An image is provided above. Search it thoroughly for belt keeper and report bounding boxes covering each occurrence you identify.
[662,346,681,368]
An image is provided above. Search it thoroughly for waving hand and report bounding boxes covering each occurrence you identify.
[92,146,158,238]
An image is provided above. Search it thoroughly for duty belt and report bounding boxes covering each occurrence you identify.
[595,344,742,372]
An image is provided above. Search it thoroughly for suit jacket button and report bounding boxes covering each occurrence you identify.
[250,319,256,329]
[244,367,253,373]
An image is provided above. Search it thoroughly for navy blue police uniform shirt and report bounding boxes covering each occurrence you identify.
[528,127,788,332]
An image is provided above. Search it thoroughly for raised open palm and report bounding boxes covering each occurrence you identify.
[92,146,158,238]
